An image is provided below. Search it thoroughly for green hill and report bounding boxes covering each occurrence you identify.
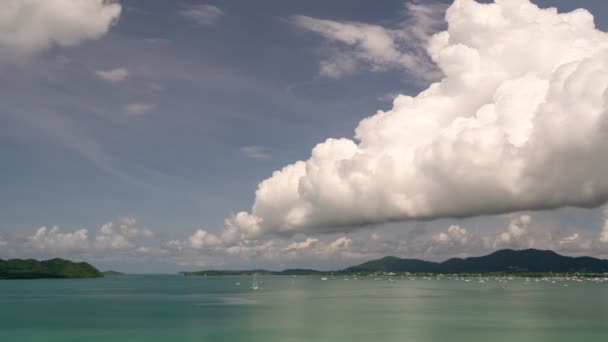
[0,258,103,279]
[278,269,323,275]
[345,256,439,273]
[182,269,324,276]
[346,249,608,274]
[182,269,274,276]
[181,249,608,276]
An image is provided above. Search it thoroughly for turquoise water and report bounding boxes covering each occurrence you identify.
[1,275,608,341]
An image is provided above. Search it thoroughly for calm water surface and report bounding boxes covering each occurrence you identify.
[1,275,608,341]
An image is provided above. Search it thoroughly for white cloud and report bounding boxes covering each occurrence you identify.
[178,4,223,26]
[95,223,134,250]
[117,217,154,238]
[493,215,532,249]
[136,246,150,253]
[167,239,184,251]
[318,53,358,79]
[188,229,221,249]
[329,236,352,250]
[124,102,156,116]
[291,1,446,80]
[224,0,608,239]
[222,212,262,245]
[96,67,129,83]
[20,219,156,257]
[10,210,608,268]
[285,237,319,251]
[170,211,608,267]
[166,229,223,251]
[27,226,90,254]
[0,235,7,247]
[0,0,121,61]
[433,225,468,244]
[240,145,271,160]
[560,233,580,245]
[371,232,381,241]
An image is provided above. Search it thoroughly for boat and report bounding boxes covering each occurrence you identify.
[251,274,260,290]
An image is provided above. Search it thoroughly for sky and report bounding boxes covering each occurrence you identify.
[2,0,608,273]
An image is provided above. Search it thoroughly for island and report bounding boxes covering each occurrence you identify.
[102,270,125,276]
[346,249,608,274]
[181,268,323,276]
[181,249,608,277]
[0,258,103,279]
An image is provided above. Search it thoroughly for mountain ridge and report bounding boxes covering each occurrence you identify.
[345,249,608,273]
[183,249,608,275]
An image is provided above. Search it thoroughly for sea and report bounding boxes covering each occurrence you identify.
[1,274,608,341]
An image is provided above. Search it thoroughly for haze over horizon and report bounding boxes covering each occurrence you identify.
[3,0,608,273]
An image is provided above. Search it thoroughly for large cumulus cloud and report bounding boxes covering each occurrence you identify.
[226,0,608,239]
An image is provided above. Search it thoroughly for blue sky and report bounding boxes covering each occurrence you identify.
[2,0,419,232]
[2,0,608,272]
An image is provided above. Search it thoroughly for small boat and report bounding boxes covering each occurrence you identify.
[251,274,260,290]
[321,277,328,281]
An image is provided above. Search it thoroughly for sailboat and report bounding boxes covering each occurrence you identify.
[251,274,260,290]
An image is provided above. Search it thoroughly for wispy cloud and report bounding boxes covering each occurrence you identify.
[124,102,156,116]
[291,1,446,81]
[142,38,172,45]
[96,67,129,83]
[178,4,224,26]
[240,145,271,160]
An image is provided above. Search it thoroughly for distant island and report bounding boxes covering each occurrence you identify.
[0,258,103,279]
[182,249,608,276]
[345,249,608,274]
[182,268,323,276]
[102,270,125,276]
